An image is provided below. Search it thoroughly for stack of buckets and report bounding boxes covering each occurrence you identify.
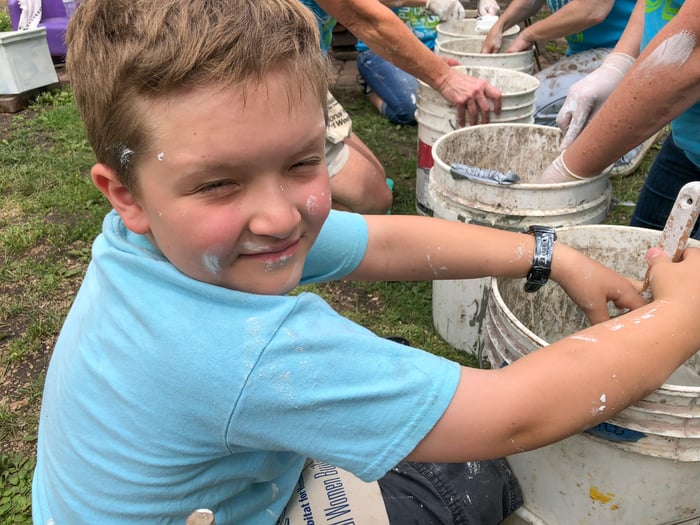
[415,19,533,216]
[487,225,700,525]
[415,66,540,215]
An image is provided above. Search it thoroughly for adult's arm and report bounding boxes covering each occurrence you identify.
[507,0,616,52]
[481,0,545,53]
[563,0,700,177]
[317,0,502,125]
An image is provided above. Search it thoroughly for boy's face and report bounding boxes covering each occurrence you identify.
[104,73,331,295]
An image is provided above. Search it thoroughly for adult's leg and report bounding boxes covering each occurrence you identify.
[631,133,700,238]
[357,50,419,126]
[327,133,392,214]
[377,459,522,524]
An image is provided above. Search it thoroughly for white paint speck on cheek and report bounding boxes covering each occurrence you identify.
[157,152,165,161]
[642,30,697,71]
[306,194,321,215]
[600,393,606,403]
[203,253,222,274]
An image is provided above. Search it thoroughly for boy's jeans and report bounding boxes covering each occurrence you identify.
[378,459,523,524]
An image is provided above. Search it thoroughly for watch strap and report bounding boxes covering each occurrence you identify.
[524,225,556,293]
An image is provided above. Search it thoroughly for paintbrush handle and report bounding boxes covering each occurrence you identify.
[641,181,700,296]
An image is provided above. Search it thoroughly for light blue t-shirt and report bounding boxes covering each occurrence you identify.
[356,7,439,53]
[642,0,699,167]
[32,210,461,524]
[547,0,635,55]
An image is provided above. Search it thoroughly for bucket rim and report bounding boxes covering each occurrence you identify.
[418,65,540,89]
[431,123,608,187]
[490,223,700,394]
[436,39,533,58]
[436,21,520,39]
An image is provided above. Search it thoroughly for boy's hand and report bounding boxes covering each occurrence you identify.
[551,244,647,324]
[646,246,700,304]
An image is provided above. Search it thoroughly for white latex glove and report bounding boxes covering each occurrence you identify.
[478,0,501,16]
[556,52,635,149]
[426,0,465,21]
[534,152,589,184]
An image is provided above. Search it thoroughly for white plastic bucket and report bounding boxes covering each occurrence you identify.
[435,19,520,47]
[415,66,540,215]
[436,38,534,74]
[486,225,700,525]
[429,124,611,358]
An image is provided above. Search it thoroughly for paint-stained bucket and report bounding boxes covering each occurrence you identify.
[436,38,534,74]
[487,225,700,525]
[429,124,611,358]
[415,67,540,215]
[435,19,520,47]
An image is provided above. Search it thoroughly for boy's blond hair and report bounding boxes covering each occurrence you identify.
[66,0,329,195]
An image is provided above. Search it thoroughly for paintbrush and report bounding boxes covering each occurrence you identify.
[641,181,700,299]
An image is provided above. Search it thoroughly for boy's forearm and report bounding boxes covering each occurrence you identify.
[353,215,534,282]
[409,297,700,463]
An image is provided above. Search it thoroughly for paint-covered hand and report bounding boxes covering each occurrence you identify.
[426,0,465,21]
[478,0,501,16]
[557,53,635,149]
[551,244,647,325]
[480,25,503,53]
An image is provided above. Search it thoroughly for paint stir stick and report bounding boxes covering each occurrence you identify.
[641,181,700,298]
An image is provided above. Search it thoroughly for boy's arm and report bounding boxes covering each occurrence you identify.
[315,0,502,125]
[407,247,700,462]
[350,215,644,323]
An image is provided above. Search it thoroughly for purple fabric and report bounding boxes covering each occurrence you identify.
[7,0,69,58]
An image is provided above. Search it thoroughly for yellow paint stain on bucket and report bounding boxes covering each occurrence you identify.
[589,486,615,505]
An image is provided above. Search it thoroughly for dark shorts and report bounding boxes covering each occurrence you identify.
[377,459,522,525]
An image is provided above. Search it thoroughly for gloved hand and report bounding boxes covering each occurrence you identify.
[556,52,635,149]
[478,0,501,16]
[426,0,465,21]
[533,152,588,184]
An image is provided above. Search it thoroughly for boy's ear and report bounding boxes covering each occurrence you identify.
[90,163,151,235]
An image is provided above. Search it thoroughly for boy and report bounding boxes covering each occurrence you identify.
[32,0,700,523]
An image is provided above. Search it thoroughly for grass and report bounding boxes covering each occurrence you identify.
[0,70,658,524]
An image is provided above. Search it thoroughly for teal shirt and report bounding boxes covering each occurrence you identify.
[299,0,337,52]
[356,7,440,52]
[642,0,699,167]
[547,0,635,55]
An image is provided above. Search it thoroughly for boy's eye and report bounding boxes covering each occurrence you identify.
[292,157,323,170]
[196,180,239,194]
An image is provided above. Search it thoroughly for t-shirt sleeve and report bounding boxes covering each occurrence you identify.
[228,293,461,482]
[301,210,368,283]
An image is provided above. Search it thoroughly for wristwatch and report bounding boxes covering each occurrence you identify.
[524,225,556,293]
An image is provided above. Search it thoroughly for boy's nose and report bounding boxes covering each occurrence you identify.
[246,183,301,238]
